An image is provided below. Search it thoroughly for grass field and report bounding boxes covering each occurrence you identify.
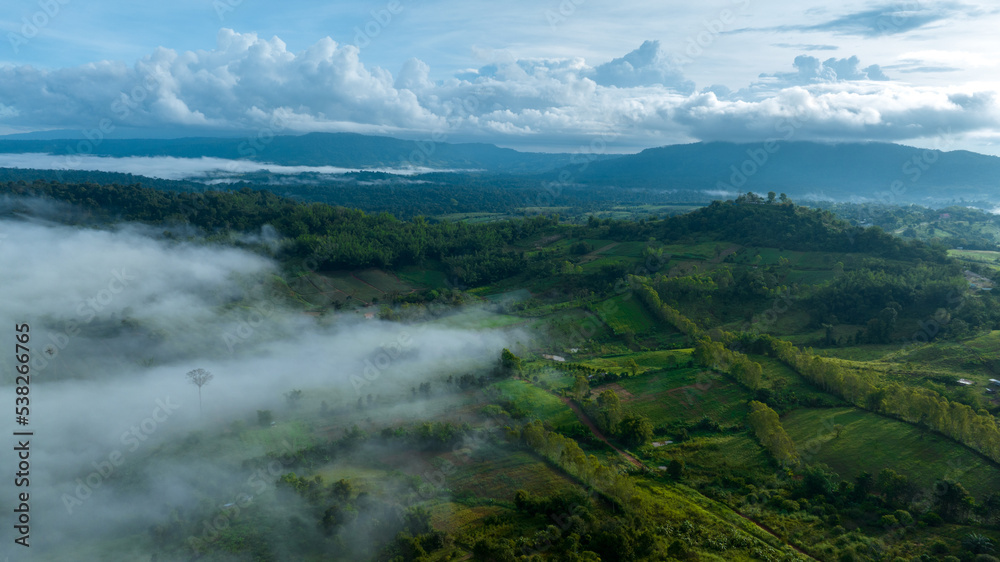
[646,433,772,481]
[783,407,1000,498]
[751,355,842,406]
[354,269,413,294]
[396,264,448,289]
[637,480,805,561]
[528,307,612,342]
[432,212,506,223]
[492,379,579,429]
[596,367,753,427]
[886,331,1000,382]
[949,249,1000,263]
[595,293,658,334]
[578,349,692,374]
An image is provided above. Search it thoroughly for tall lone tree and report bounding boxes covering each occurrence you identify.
[187,368,214,416]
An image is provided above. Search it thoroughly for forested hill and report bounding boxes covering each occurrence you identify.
[663,195,948,263]
[1,180,947,277]
[569,141,1000,203]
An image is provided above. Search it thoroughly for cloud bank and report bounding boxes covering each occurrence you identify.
[0,153,456,181]
[0,29,997,150]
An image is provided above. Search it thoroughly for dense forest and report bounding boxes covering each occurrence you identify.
[9,177,1000,561]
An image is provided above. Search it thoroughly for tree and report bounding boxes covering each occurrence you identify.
[186,368,213,416]
[747,401,798,466]
[572,375,590,401]
[936,479,974,521]
[596,390,622,433]
[257,409,274,426]
[499,348,522,376]
[619,412,653,447]
[624,358,639,377]
[667,459,685,480]
[284,389,303,409]
[963,533,994,555]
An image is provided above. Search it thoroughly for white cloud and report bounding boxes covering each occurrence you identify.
[0,31,998,152]
[753,55,890,92]
[591,40,695,93]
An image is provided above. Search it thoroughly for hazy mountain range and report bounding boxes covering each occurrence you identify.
[1,132,998,204]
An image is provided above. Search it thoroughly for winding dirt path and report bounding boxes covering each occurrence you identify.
[578,242,621,264]
[351,272,386,294]
[557,396,644,469]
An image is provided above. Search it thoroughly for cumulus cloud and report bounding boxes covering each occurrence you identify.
[674,84,1000,143]
[0,31,997,150]
[757,55,890,89]
[591,40,694,93]
[0,29,444,135]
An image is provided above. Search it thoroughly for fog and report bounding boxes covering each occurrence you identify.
[0,208,526,559]
[0,153,459,182]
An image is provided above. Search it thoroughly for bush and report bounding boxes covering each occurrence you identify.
[893,509,913,526]
[922,512,944,527]
[930,540,950,554]
[257,409,273,426]
[879,515,898,528]
[780,499,801,512]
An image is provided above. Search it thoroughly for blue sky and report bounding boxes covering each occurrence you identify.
[1,0,999,154]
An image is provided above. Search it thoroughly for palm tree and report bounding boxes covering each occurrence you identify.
[186,368,214,416]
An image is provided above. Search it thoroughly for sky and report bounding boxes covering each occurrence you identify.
[1,0,999,154]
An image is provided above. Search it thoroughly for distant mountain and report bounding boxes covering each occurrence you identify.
[570,141,1000,204]
[3,133,999,204]
[0,127,250,140]
[0,132,614,174]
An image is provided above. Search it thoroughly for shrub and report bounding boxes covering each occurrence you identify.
[780,499,801,512]
[930,540,950,554]
[922,512,944,527]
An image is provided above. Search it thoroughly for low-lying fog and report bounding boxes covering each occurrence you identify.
[0,153,459,182]
[0,205,526,558]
